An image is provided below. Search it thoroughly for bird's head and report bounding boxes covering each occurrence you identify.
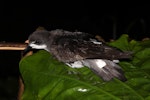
[24,30,50,55]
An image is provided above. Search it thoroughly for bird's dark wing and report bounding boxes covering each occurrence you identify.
[83,59,127,81]
[48,35,132,63]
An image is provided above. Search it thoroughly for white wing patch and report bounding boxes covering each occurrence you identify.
[113,60,120,63]
[66,61,84,68]
[90,38,102,44]
[95,59,106,68]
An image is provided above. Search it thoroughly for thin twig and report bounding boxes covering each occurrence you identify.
[0,42,27,50]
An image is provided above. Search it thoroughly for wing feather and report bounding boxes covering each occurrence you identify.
[82,59,127,81]
[48,30,132,63]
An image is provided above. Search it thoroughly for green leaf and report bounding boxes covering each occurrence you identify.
[20,50,121,100]
[128,40,142,53]
[140,40,150,48]
[19,50,150,100]
[132,48,150,65]
[141,59,150,70]
[108,34,130,51]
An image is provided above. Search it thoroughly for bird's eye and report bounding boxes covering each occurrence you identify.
[34,40,41,44]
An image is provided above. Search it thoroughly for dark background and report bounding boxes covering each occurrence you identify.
[0,1,150,42]
[0,1,150,100]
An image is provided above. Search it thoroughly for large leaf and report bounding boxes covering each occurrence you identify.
[108,36,150,99]
[108,34,130,51]
[108,34,147,53]
[19,49,150,100]
[19,50,119,100]
[132,48,150,65]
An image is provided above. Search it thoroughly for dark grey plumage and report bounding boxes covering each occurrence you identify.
[25,29,132,81]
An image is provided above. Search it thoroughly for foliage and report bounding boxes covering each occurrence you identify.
[19,34,150,100]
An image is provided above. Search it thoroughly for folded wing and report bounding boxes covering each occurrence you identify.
[49,33,132,63]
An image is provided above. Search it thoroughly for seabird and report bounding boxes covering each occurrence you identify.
[24,29,132,81]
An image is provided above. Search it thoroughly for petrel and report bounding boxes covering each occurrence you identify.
[24,29,132,81]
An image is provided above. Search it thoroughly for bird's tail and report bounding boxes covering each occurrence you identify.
[119,51,133,59]
[82,59,127,82]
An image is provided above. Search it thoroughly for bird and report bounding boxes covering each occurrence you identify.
[24,29,132,82]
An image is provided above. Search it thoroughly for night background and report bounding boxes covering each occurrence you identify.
[0,1,150,100]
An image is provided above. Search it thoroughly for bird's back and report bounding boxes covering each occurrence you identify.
[48,29,132,63]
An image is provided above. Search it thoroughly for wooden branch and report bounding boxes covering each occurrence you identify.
[0,42,27,50]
